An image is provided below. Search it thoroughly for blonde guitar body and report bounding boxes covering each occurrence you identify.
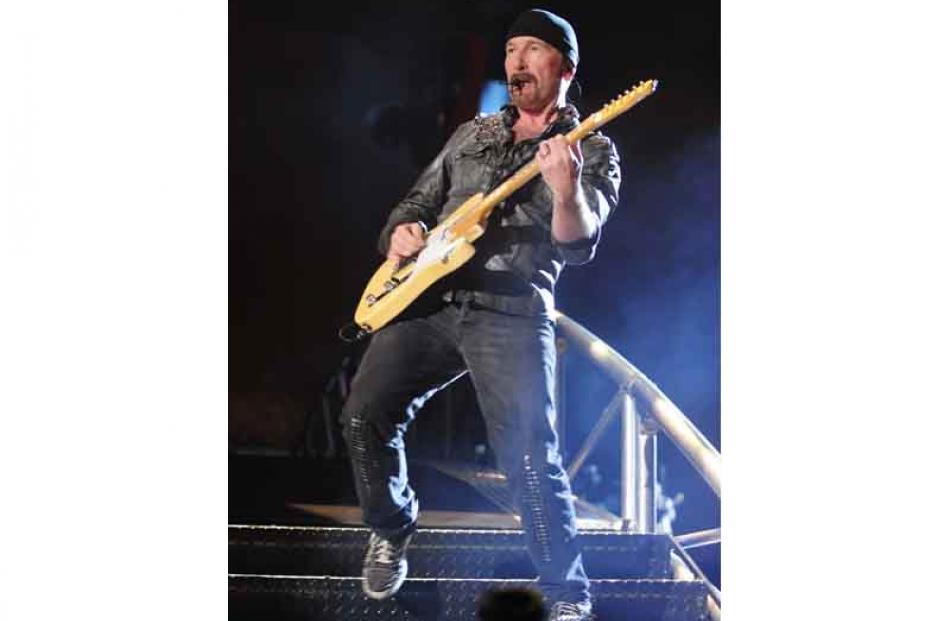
[354,193,486,333]
[354,79,659,334]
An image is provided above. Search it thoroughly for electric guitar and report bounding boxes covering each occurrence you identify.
[353,79,658,335]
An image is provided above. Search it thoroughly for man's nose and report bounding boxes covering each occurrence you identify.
[512,49,527,69]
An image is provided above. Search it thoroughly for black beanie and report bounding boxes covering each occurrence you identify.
[505,9,579,68]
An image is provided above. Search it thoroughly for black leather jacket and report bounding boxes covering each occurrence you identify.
[378,104,621,318]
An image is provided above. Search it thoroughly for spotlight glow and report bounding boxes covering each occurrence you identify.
[589,340,611,359]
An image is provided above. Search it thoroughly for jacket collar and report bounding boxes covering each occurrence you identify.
[501,103,580,136]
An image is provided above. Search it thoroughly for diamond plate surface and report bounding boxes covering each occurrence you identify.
[229,525,672,579]
[229,575,708,621]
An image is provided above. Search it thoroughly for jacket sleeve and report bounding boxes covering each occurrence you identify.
[377,123,472,257]
[553,133,622,265]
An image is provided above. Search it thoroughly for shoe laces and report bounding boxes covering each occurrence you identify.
[368,534,405,566]
[550,601,592,621]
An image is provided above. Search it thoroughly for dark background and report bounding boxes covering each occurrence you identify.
[230,0,718,561]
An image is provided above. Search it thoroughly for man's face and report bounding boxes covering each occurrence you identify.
[504,36,571,112]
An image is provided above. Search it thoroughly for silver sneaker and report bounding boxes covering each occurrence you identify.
[361,531,413,600]
[549,600,594,621]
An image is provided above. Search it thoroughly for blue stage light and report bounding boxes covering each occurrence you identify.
[478,80,510,114]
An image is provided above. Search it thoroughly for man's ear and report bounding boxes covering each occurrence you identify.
[561,59,576,82]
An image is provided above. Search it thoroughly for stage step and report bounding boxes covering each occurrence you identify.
[229,525,710,620]
[228,575,708,621]
[229,525,674,580]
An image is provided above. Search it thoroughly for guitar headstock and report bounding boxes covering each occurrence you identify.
[586,79,659,130]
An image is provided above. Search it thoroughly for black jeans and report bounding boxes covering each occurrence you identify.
[341,300,590,604]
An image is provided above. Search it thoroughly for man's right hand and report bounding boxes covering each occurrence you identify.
[387,222,427,262]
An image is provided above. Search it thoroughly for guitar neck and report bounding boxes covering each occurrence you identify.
[473,119,601,223]
[449,79,657,236]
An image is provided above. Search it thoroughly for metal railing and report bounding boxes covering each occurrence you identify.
[554,311,721,617]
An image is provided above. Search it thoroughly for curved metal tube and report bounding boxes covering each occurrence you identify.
[675,528,721,549]
[671,552,722,620]
[555,311,721,498]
